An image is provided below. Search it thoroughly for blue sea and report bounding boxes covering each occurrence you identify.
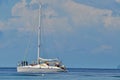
[0,68,120,80]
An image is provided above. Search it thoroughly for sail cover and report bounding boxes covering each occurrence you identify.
[39,57,59,62]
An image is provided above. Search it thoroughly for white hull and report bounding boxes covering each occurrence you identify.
[17,66,65,73]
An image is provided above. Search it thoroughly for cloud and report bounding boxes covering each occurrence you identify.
[61,0,120,31]
[10,0,72,34]
[0,0,120,34]
[0,0,36,32]
[62,0,112,27]
[116,0,120,3]
[30,0,58,5]
[104,16,120,30]
[11,0,38,32]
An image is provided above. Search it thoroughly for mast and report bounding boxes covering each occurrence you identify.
[37,4,42,64]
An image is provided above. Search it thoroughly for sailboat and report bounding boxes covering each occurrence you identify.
[17,4,66,73]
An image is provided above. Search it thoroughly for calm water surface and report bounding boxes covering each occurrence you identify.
[0,68,120,80]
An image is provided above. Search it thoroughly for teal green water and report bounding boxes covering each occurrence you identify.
[0,68,120,80]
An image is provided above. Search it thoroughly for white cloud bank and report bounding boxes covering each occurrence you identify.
[11,0,71,33]
[0,0,120,33]
[63,0,112,26]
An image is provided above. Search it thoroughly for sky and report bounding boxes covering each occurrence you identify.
[0,0,120,68]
